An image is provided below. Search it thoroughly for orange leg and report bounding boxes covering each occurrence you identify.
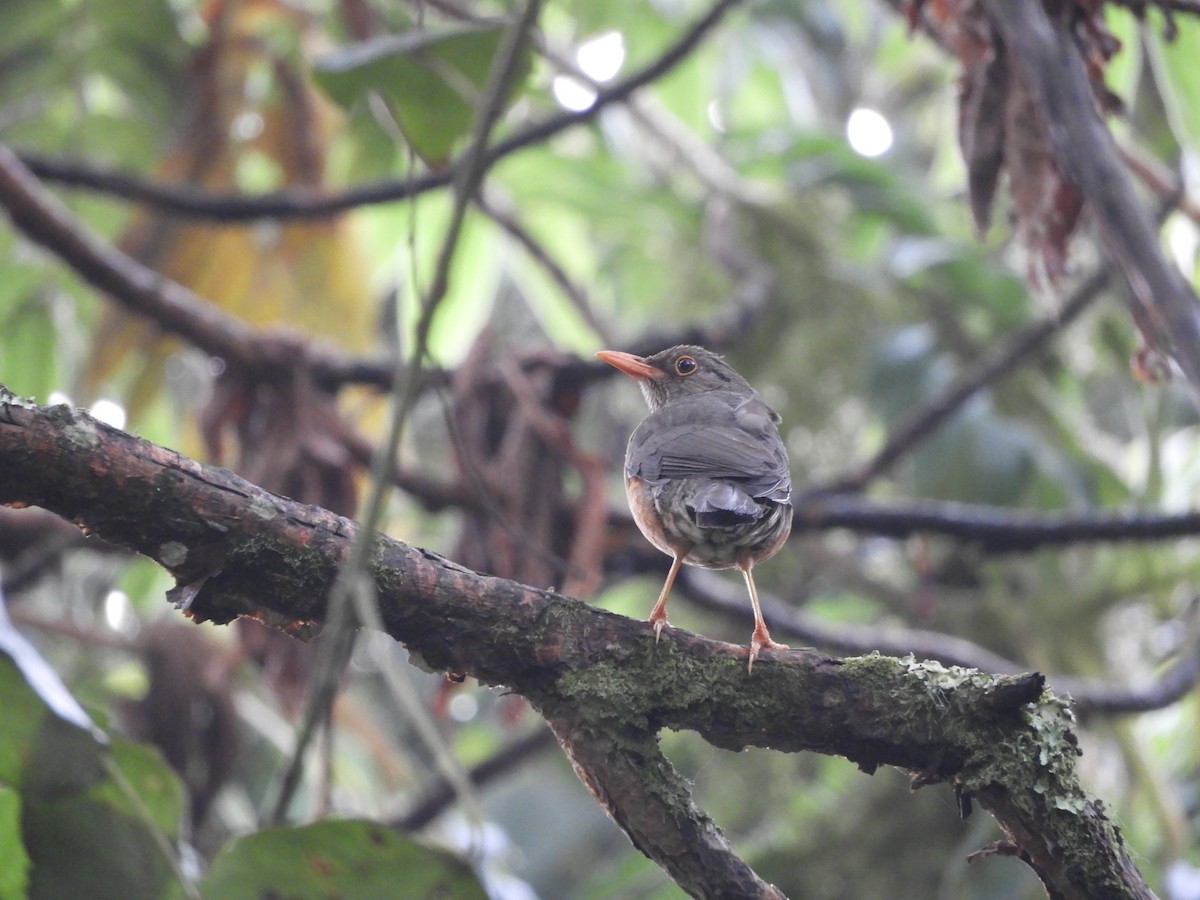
[648,552,686,641]
[739,560,789,672]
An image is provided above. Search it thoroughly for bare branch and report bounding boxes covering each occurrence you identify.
[0,144,399,388]
[1110,0,1200,22]
[394,727,556,831]
[0,145,259,369]
[793,492,1200,551]
[824,264,1107,494]
[1119,140,1200,225]
[0,390,1157,898]
[476,191,616,345]
[680,567,1025,673]
[550,718,785,899]
[0,139,765,408]
[1067,649,1200,717]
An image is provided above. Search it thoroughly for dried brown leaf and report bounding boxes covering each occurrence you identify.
[959,44,1009,236]
[1005,77,1084,284]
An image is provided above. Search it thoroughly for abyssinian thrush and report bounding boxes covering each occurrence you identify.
[597,345,793,670]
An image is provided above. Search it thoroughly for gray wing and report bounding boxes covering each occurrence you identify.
[625,392,791,503]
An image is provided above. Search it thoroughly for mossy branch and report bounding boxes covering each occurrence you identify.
[0,390,1153,899]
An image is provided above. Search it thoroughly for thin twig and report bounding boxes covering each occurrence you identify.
[683,567,1200,716]
[1119,140,1200,225]
[820,265,1110,494]
[1066,649,1200,716]
[339,427,479,511]
[1110,0,1200,17]
[393,726,557,830]
[475,191,616,344]
[680,567,1024,672]
[268,0,545,825]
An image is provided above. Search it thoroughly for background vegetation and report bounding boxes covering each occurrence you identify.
[2,0,1200,896]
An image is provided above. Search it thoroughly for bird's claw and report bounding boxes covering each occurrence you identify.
[650,616,669,643]
[747,637,790,673]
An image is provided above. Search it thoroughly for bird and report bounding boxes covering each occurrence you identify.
[596,345,793,671]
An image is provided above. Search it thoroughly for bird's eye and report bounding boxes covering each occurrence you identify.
[674,355,698,375]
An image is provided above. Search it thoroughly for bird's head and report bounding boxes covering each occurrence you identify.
[596,345,753,411]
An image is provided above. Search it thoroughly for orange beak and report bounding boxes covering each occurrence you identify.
[596,350,663,381]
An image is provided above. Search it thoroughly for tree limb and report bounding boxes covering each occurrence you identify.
[0,143,385,386]
[0,142,761,399]
[0,389,1156,898]
[794,492,1200,550]
[682,566,1200,719]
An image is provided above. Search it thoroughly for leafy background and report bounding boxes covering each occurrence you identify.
[2,0,1200,897]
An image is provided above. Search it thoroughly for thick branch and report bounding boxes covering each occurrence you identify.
[0,144,390,386]
[0,391,1154,898]
[682,567,1200,718]
[550,719,782,899]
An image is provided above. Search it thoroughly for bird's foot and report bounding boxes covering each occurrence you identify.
[649,615,669,643]
[747,635,790,673]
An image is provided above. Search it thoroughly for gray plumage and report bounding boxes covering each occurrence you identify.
[597,344,795,668]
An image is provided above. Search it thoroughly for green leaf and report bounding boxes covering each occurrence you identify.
[0,290,58,402]
[314,23,531,167]
[0,636,108,796]
[0,655,48,787]
[1147,14,1200,149]
[0,634,186,900]
[23,782,177,900]
[21,735,184,900]
[201,819,487,899]
[89,739,187,838]
[0,785,29,900]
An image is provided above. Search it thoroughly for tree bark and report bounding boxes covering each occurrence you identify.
[0,389,1156,899]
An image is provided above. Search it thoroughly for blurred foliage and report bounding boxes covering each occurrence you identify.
[0,646,186,899]
[315,22,533,167]
[195,818,487,899]
[2,0,1200,897]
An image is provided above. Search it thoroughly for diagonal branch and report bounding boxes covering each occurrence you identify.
[394,727,557,831]
[0,144,384,385]
[0,145,258,369]
[820,264,1109,494]
[0,389,1156,898]
[550,718,784,899]
[0,138,764,401]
